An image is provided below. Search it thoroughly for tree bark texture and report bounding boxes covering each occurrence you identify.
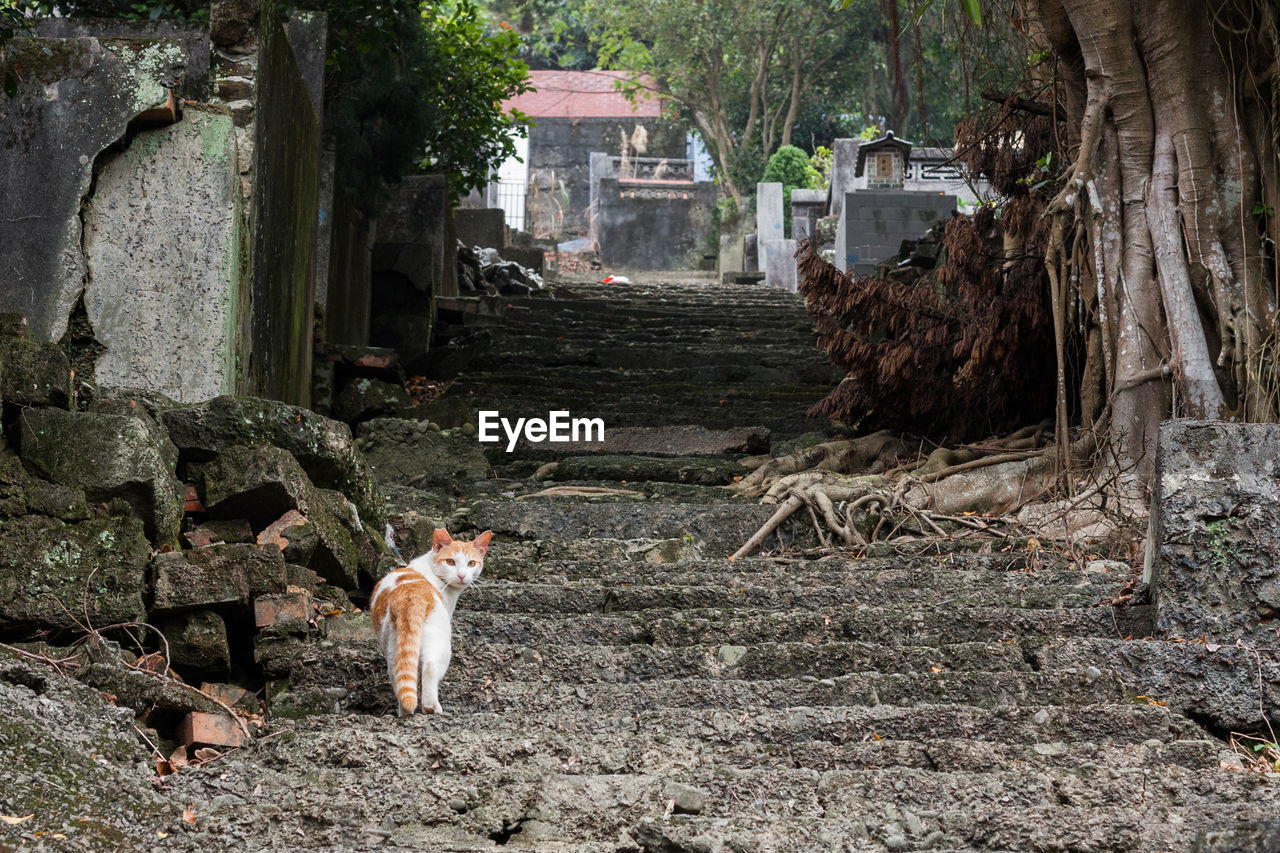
[1025,0,1278,493]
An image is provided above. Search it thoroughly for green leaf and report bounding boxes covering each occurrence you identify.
[959,0,982,26]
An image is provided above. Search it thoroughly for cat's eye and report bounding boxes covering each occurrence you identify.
[468,560,476,567]
[444,558,455,566]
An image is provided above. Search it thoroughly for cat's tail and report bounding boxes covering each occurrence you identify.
[393,600,430,716]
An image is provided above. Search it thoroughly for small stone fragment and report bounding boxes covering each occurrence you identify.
[662,781,707,815]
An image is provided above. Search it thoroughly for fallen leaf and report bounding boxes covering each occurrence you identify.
[169,744,189,771]
[182,806,197,825]
[193,748,220,762]
[1026,537,1041,552]
[0,815,34,825]
[929,666,943,673]
[157,831,169,839]
[733,476,743,483]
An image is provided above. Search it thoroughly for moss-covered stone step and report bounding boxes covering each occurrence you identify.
[462,577,1118,614]
[453,604,1155,647]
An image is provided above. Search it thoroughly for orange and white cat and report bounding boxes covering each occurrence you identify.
[370,528,492,716]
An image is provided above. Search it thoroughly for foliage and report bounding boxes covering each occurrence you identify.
[481,0,596,69]
[808,146,833,191]
[298,0,530,213]
[762,144,818,230]
[798,208,1056,441]
[414,2,531,198]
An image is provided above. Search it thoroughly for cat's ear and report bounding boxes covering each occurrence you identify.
[432,528,453,552]
[472,530,493,555]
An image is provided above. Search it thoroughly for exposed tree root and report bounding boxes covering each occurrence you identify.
[730,425,1112,559]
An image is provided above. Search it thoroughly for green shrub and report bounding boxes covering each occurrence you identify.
[762,145,820,232]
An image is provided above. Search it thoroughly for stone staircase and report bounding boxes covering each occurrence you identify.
[175,272,1280,851]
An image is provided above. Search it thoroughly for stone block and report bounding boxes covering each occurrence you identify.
[178,711,248,749]
[18,408,182,544]
[756,182,785,243]
[0,515,148,633]
[1153,420,1280,644]
[160,395,383,528]
[151,543,285,614]
[247,0,320,406]
[82,105,245,404]
[193,444,365,589]
[159,610,231,675]
[254,592,313,630]
[0,36,190,342]
[0,452,88,522]
[761,239,798,293]
[0,337,72,409]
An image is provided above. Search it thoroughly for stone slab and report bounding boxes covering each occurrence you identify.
[761,239,798,293]
[755,182,785,243]
[1153,420,1280,644]
[834,190,956,273]
[84,106,245,403]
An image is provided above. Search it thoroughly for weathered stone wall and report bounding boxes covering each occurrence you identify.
[33,18,212,100]
[245,0,320,407]
[526,117,685,239]
[84,106,247,402]
[0,36,187,342]
[1153,420,1280,645]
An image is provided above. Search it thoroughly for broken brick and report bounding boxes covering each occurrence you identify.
[256,509,318,564]
[254,592,313,629]
[178,711,247,749]
[184,485,206,514]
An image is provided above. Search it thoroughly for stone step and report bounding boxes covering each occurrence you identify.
[305,720,1221,777]
[453,604,1154,648]
[439,668,1132,715]
[460,499,814,556]
[462,578,1117,614]
[450,639,1033,683]
[480,540,1084,573]
[603,803,1280,853]
[481,552,1121,586]
[520,454,750,486]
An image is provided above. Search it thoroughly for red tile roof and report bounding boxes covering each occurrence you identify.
[504,70,663,119]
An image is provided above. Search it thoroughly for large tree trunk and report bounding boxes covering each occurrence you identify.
[1025,0,1278,494]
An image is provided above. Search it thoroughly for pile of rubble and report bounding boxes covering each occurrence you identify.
[457,241,545,297]
[0,314,392,761]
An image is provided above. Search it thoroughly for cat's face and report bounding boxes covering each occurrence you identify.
[430,528,492,589]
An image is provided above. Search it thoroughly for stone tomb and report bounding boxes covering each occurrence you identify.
[834,190,957,275]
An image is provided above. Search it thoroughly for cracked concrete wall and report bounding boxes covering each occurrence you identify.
[83,106,246,402]
[0,36,187,342]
